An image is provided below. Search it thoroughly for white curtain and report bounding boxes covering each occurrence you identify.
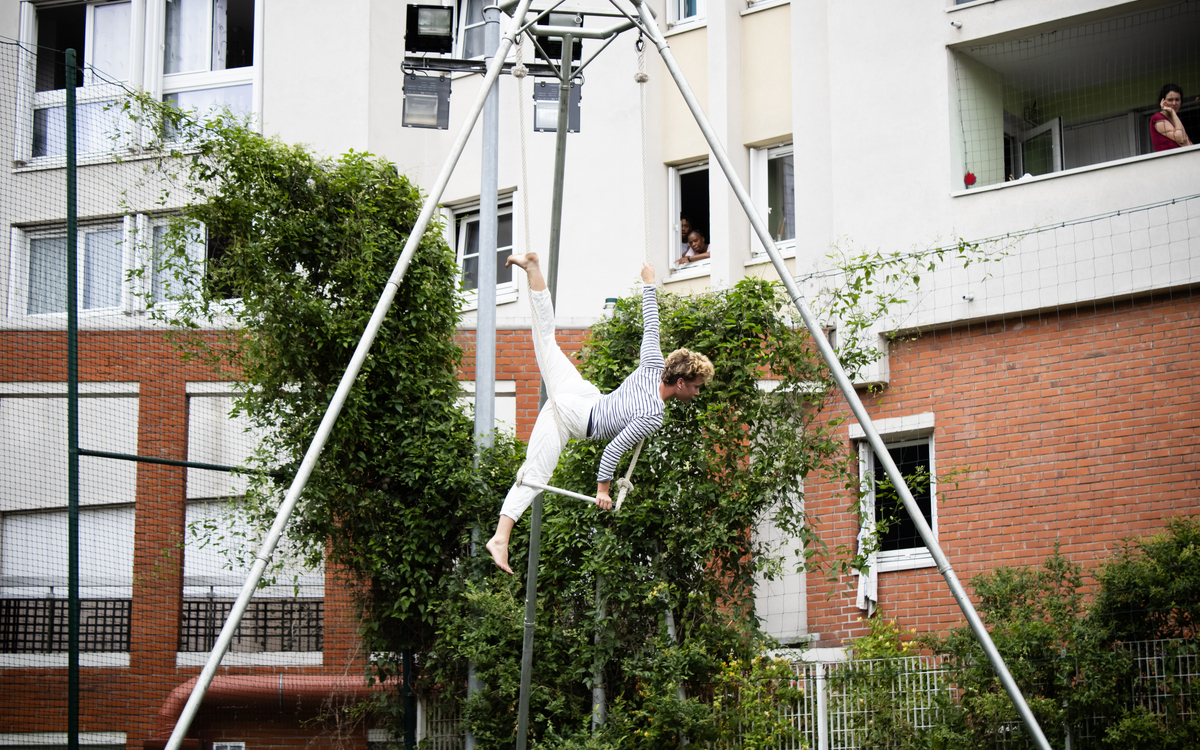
[27,236,67,314]
[211,0,228,71]
[83,229,123,309]
[855,443,878,616]
[164,0,211,74]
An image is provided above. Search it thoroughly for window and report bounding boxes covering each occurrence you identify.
[14,221,127,316]
[750,144,795,256]
[7,215,225,320]
[668,0,704,28]
[457,380,518,435]
[21,1,134,160]
[668,161,710,272]
[161,0,256,117]
[0,506,136,660]
[953,1,1198,189]
[861,439,934,562]
[14,0,258,164]
[444,198,518,308]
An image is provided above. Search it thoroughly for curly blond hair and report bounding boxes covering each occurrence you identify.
[662,348,714,386]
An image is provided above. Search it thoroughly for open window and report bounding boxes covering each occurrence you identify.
[13,0,258,164]
[953,1,1198,188]
[161,0,256,118]
[19,1,136,161]
[668,161,710,272]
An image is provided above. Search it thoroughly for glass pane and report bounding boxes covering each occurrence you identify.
[497,213,513,249]
[875,443,931,553]
[27,237,68,315]
[766,153,795,243]
[403,94,440,128]
[497,249,512,285]
[83,229,124,310]
[164,84,253,117]
[463,0,485,57]
[152,224,204,303]
[462,256,479,291]
[33,102,127,158]
[680,0,698,20]
[1022,130,1055,176]
[417,7,453,36]
[165,0,211,75]
[92,2,131,82]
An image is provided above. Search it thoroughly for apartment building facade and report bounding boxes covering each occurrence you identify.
[0,0,1196,747]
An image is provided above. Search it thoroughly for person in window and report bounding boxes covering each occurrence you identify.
[679,215,694,259]
[678,229,711,265]
[1151,84,1192,152]
[485,253,714,574]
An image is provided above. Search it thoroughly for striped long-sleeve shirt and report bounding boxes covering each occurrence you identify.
[589,284,666,482]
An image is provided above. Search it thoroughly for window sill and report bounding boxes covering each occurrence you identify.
[745,247,796,267]
[665,18,707,36]
[175,651,323,667]
[667,261,712,282]
[878,550,935,573]
[0,652,129,668]
[12,149,157,173]
[742,0,789,16]
[952,143,1200,197]
[460,286,519,312]
[946,0,998,12]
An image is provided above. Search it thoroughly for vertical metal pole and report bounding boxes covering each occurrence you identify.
[65,47,80,750]
[591,575,606,730]
[815,663,828,750]
[163,3,538,747]
[466,7,502,749]
[403,649,417,749]
[631,4,1052,749]
[515,33,574,750]
[543,35,573,302]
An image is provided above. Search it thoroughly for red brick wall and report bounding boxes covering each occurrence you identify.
[455,327,589,439]
[804,292,1200,646]
[0,331,374,747]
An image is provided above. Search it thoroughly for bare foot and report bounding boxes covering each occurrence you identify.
[505,252,546,292]
[505,252,539,271]
[485,536,513,575]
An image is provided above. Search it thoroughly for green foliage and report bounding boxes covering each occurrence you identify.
[910,524,1200,750]
[126,96,489,687]
[1092,515,1200,641]
[425,277,862,747]
[712,656,808,749]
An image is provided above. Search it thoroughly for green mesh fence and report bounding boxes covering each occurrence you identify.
[0,26,348,749]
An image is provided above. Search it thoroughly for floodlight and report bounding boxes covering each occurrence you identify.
[402,73,451,129]
[532,80,581,133]
[534,13,583,63]
[405,5,454,54]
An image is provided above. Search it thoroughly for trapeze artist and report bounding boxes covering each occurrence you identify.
[485,253,714,574]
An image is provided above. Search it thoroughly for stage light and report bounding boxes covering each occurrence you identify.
[402,73,451,129]
[405,5,454,54]
[532,80,581,133]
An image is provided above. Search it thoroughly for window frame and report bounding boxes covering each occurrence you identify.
[8,218,137,318]
[749,142,796,257]
[667,160,711,278]
[442,194,519,310]
[858,432,937,573]
[17,1,138,163]
[667,0,704,30]
[14,0,262,166]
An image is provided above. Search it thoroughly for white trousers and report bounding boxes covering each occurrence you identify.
[499,289,600,522]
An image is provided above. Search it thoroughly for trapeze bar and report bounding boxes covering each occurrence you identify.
[519,478,599,505]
